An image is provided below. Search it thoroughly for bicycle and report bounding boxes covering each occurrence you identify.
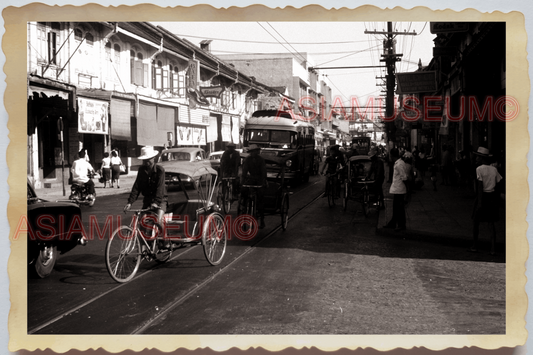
[324,171,341,207]
[238,184,263,232]
[218,176,237,214]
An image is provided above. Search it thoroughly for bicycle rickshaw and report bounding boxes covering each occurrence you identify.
[237,154,290,232]
[342,155,380,216]
[105,162,227,283]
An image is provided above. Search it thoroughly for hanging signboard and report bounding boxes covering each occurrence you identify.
[177,126,193,146]
[77,97,109,135]
[199,86,225,98]
[396,71,437,94]
[188,59,200,90]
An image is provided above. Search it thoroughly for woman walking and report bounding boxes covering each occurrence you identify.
[110,150,123,188]
[101,152,111,188]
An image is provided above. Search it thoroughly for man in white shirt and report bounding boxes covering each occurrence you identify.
[470,147,503,255]
[383,151,413,231]
[71,149,96,198]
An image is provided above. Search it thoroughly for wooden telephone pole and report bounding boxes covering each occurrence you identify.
[365,22,416,146]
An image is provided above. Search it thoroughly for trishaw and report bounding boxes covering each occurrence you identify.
[105,162,227,283]
[237,154,290,232]
[342,155,379,216]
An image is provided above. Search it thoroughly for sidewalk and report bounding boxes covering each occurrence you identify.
[376,175,506,253]
[34,172,139,201]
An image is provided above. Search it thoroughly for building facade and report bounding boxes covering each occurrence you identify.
[27,22,273,188]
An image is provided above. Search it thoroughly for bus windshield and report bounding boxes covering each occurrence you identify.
[246,129,297,148]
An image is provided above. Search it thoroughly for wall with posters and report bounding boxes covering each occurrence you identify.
[77,97,109,135]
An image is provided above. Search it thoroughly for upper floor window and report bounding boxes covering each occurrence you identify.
[36,22,60,66]
[170,65,185,97]
[85,32,94,46]
[74,28,83,42]
[113,44,121,64]
[130,49,147,86]
[152,60,166,90]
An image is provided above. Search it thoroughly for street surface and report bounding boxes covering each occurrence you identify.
[28,175,505,335]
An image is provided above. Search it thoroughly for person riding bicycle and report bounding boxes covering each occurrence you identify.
[366,146,385,209]
[320,144,345,197]
[241,144,267,229]
[123,146,167,237]
[71,149,96,200]
[220,142,241,200]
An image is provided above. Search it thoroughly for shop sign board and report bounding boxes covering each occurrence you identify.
[430,22,469,34]
[199,86,224,98]
[77,97,108,135]
[396,71,437,94]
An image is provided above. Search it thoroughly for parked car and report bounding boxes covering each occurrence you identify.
[208,149,242,175]
[157,147,213,186]
[27,178,88,278]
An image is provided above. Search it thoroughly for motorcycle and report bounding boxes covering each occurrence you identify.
[69,171,96,207]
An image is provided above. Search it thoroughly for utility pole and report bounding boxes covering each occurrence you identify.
[365,22,416,149]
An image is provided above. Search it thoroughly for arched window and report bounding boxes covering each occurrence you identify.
[113,44,121,64]
[74,28,83,42]
[85,32,94,46]
[153,60,163,90]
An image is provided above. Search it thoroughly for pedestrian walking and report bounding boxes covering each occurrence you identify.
[383,151,413,231]
[100,152,111,188]
[110,150,123,188]
[470,147,503,255]
[220,142,241,200]
[367,146,385,209]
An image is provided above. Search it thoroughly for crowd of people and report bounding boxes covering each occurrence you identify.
[319,141,504,254]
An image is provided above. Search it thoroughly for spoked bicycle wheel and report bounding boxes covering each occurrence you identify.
[342,181,349,211]
[105,226,142,283]
[202,212,228,265]
[280,194,289,231]
[361,188,370,217]
[222,184,232,214]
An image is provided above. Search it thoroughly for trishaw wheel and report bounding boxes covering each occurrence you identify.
[361,189,370,217]
[105,226,141,283]
[342,183,349,211]
[154,239,172,263]
[202,212,228,266]
[280,194,289,231]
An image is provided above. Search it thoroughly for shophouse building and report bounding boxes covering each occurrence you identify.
[27,22,273,188]
[217,52,341,153]
[396,22,505,169]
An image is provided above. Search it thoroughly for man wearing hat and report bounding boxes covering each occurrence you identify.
[367,146,385,209]
[470,146,502,254]
[320,144,345,197]
[220,142,241,200]
[241,144,267,229]
[124,146,167,218]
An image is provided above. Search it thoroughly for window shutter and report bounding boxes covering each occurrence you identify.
[143,63,149,87]
[134,60,143,86]
[48,32,57,65]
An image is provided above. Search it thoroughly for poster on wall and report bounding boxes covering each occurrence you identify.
[177,126,193,146]
[192,128,206,146]
[77,97,108,135]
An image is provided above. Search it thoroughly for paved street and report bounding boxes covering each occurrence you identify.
[29,174,505,335]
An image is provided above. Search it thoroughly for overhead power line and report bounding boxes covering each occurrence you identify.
[169,32,371,45]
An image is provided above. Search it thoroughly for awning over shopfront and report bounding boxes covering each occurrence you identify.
[28,85,69,100]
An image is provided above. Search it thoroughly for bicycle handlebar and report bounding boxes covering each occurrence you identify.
[241,184,263,189]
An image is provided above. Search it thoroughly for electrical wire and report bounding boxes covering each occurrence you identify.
[171,32,371,45]
[256,22,308,64]
[266,22,308,64]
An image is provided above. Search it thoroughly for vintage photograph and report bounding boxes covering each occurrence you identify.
[7,5,527,353]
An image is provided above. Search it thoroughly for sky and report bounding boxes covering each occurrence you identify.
[153,21,436,116]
